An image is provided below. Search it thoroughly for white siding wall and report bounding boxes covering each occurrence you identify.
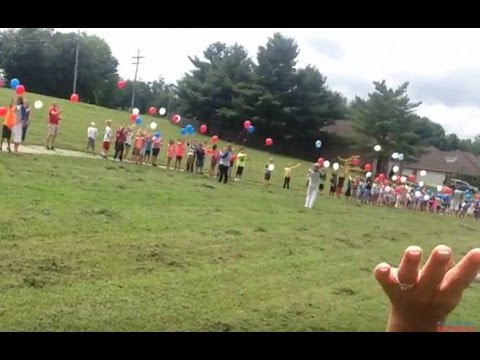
[403,167,446,185]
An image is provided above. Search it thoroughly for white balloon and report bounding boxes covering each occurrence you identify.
[392,175,398,181]
[418,181,424,187]
[366,172,372,178]
[374,145,382,152]
[268,164,275,172]
[436,185,443,192]
[159,107,166,116]
[415,191,422,198]
[33,100,43,109]
[150,122,158,130]
[423,195,430,201]
[400,176,407,183]
[392,152,399,160]
[323,160,331,169]
[385,186,392,193]
[393,165,399,173]
[419,170,427,177]
[332,162,340,171]
[132,108,140,116]
[398,153,405,161]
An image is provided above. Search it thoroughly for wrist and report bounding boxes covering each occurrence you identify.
[387,309,443,332]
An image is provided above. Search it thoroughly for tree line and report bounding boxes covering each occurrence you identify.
[1,28,479,161]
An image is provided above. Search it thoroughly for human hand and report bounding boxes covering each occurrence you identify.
[374,245,480,331]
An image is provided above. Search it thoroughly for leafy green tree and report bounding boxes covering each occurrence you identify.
[350,80,425,173]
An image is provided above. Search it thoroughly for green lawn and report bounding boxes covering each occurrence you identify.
[0,154,479,331]
[1,88,480,331]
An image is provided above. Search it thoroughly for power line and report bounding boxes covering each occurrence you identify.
[130,49,144,110]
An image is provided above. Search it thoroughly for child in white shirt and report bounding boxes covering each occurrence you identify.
[86,122,98,153]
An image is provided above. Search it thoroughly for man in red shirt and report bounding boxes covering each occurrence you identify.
[45,101,62,150]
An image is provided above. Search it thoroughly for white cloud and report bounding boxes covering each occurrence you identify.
[12,28,480,138]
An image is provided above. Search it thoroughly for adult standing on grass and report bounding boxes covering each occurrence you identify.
[305,164,321,209]
[21,100,31,143]
[45,101,62,151]
[218,145,232,184]
[11,96,25,153]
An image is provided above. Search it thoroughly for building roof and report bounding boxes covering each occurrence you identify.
[406,146,480,177]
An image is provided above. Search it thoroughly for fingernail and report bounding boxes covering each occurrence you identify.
[378,263,390,272]
[437,246,451,256]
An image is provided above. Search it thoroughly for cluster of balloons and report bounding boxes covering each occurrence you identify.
[392,152,405,161]
[180,124,195,136]
[244,120,255,134]
[9,78,26,96]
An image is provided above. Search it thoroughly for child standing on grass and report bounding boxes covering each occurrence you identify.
[330,172,338,196]
[113,125,126,162]
[305,164,321,209]
[86,122,98,154]
[133,130,144,165]
[195,142,206,174]
[166,140,175,170]
[234,148,248,181]
[143,134,153,165]
[174,139,185,170]
[185,140,197,172]
[151,135,162,167]
[124,126,133,161]
[101,119,113,159]
[218,145,232,184]
[1,101,15,153]
[264,158,275,188]
[210,144,219,177]
[283,163,301,189]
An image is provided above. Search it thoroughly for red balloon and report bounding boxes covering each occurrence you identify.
[265,138,273,146]
[0,106,7,117]
[117,80,126,89]
[70,93,79,103]
[407,175,416,182]
[171,114,181,124]
[378,173,385,180]
[351,158,359,166]
[211,135,219,144]
[148,107,157,115]
[200,124,207,134]
[16,84,25,95]
[243,120,251,130]
[317,157,324,164]
[129,114,137,123]
[364,163,372,172]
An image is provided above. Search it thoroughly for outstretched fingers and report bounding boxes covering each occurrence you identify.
[441,248,480,299]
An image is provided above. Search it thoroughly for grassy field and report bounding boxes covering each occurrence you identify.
[1,88,480,331]
[0,154,479,331]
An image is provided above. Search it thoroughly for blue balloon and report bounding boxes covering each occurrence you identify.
[154,131,160,138]
[180,128,187,136]
[187,127,194,135]
[186,124,193,130]
[315,140,322,149]
[247,125,255,134]
[10,78,19,89]
[135,117,143,125]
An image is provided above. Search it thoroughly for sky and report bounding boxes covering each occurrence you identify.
[50,29,480,138]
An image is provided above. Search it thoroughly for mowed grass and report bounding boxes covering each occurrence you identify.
[0,154,480,331]
[0,88,315,187]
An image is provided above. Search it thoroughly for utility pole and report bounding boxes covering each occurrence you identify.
[72,29,80,94]
[131,49,144,110]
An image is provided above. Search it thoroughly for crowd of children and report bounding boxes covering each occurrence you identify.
[86,121,252,184]
[330,172,480,220]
